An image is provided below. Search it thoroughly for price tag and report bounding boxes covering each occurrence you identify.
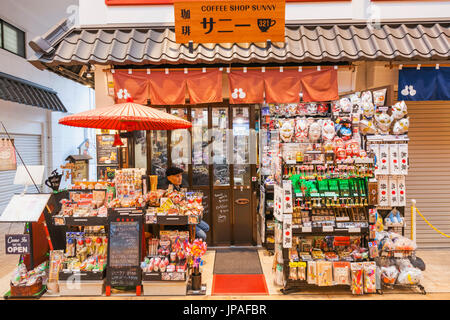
[298,262,307,268]
[348,227,361,233]
[289,261,299,267]
[286,160,296,165]
[394,252,403,258]
[322,226,334,232]
[302,226,312,233]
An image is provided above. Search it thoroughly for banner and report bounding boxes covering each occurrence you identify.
[0,139,17,171]
[174,0,285,43]
[398,67,450,101]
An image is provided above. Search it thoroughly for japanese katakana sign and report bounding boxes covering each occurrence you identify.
[174,0,285,43]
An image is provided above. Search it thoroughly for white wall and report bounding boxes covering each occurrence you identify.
[0,0,97,185]
[79,0,450,26]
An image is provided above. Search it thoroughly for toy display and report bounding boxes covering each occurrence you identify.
[10,262,48,295]
[62,232,107,272]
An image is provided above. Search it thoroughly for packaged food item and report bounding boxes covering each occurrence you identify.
[289,266,298,280]
[351,262,364,295]
[333,262,350,285]
[373,88,387,107]
[380,265,398,284]
[297,262,307,280]
[363,261,377,293]
[316,261,333,286]
[307,261,317,285]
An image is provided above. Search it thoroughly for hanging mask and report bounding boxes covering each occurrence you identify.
[307,103,318,115]
[288,104,298,117]
[349,93,361,105]
[340,98,352,113]
[333,137,345,151]
[359,119,377,135]
[361,101,376,119]
[322,119,335,141]
[308,120,322,143]
[361,91,373,104]
[280,119,295,142]
[392,117,410,135]
[375,112,394,134]
[297,103,308,116]
[317,103,329,114]
[294,117,309,143]
[391,101,408,120]
[331,100,341,113]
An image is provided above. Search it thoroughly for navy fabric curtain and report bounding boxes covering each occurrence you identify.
[398,67,450,101]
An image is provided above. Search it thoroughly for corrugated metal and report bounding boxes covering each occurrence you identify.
[0,134,42,215]
[405,101,450,249]
[28,21,450,68]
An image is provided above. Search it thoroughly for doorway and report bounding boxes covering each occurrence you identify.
[142,103,258,246]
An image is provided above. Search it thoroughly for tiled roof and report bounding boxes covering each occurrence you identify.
[28,21,450,68]
[0,71,67,112]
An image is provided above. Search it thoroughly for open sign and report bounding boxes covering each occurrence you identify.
[5,234,30,255]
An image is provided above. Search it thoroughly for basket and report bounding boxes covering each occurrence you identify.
[10,278,43,297]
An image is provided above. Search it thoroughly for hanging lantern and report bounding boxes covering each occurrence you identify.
[112,133,124,147]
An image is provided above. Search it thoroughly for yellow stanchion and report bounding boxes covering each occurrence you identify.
[413,205,450,239]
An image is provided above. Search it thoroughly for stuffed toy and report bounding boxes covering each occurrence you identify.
[361,101,376,119]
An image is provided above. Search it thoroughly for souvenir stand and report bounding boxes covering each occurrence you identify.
[263,87,424,295]
[47,99,201,297]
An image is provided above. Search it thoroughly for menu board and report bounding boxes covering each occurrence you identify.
[214,191,230,224]
[107,217,142,287]
[109,221,140,267]
[96,135,118,165]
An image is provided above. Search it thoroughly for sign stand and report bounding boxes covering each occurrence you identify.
[106,208,144,296]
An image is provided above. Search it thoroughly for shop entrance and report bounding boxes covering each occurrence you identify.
[141,103,257,247]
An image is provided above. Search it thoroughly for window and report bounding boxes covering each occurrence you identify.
[0,20,26,58]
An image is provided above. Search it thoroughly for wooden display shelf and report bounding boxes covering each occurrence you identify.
[53,215,108,226]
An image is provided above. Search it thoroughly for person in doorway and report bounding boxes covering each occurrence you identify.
[162,166,210,242]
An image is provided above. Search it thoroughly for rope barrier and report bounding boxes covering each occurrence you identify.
[413,205,450,238]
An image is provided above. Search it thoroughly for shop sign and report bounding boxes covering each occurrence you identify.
[174,0,285,44]
[106,0,335,6]
[0,139,17,171]
[5,234,30,255]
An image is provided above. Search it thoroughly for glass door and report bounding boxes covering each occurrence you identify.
[170,108,190,185]
[232,106,253,245]
[211,106,232,245]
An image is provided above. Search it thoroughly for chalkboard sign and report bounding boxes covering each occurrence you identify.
[214,191,230,224]
[107,213,143,287]
[109,221,140,267]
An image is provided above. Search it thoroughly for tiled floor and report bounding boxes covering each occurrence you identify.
[1,222,449,300]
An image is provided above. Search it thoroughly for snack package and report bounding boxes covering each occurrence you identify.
[369,241,379,258]
[289,266,298,280]
[373,88,387,107]
[388,176,399,207]
[294,117,309,143]
[375,112,394,134]
[392,117,409,135]
[397,176,406,207]
[378,144,389,175]
[363,261,377,293]
[351,262,364,295]
[392,101,408,120]
[397,267,422,285]
[389,144,400,175]
[380,265,398,284]
[316,261,333,286]
[398,144,409,175]
[297,262,307,281]
[333,262,350,285]
[307,261,317,285]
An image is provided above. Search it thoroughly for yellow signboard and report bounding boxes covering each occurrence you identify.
[174,0,286,44]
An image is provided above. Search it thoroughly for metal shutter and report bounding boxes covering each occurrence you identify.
[404,101,450,248]
[0,134,42,215]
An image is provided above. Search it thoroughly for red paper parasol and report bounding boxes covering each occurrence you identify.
[58,99,191,131]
